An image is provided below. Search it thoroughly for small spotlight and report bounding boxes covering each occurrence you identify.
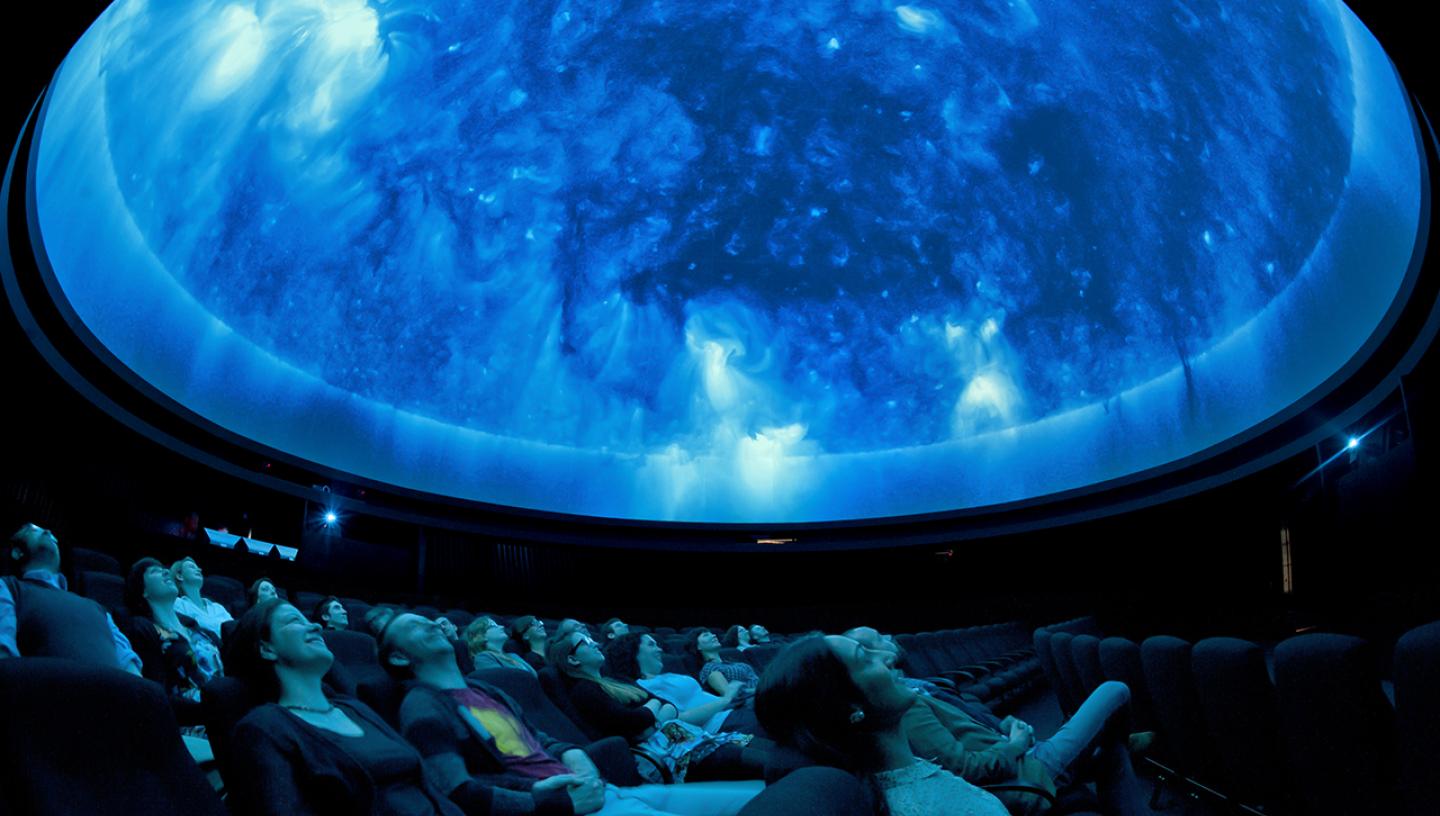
[323,511,338,525]
[1347,437,1359,449]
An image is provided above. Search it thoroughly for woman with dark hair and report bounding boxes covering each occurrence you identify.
[604,634,747,735]
[505,615,548,671]
[124,557,223,731]
[756,635,1008,816]
[687,630,760,697]
[720,626,752,651]
[464,615,537,675]
[549,631,758,784]
[225,598,464,816]
[311,596,349,631]
[247,577,280,608]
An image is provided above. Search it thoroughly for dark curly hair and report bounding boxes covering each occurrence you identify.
[603,632,646,683]
[223,597,292,703]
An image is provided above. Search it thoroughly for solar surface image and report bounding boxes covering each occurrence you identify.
[33,0,1423,522]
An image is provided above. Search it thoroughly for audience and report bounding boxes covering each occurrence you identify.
[247,577,280,607]
[506,615,549,671]
[757,634,1010,816]
[171,557,233,641]
[124,557,224,728]
[602,618,630,642]
[224,599,464,815]
[382,613,763,815]
[312,596,349,631]
[846,626,1150,815]
[605,633,762,737]
[688,629,760,697]
[721,626,753,651]
[465,615,538,675]
[0,523,142,674]
[548,631,760,784]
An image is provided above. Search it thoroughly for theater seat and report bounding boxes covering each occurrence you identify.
[1191,637,1286,810]
[1394,620,1440,815]
[0,657,225,815]
[1274,633,1398,816]
[202,575,247,617]
[75,569,127,618]
[737,766,876,815]
[68,546,121,577]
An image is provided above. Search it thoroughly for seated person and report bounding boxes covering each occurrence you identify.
[505,615,549,671]
[312,596,349,631]
[465,615,538,675]
[747,626,771,645]
[844,627,1150,816]
[721,626,753,652]
[364,605,398,638]
[0,523,142,674]
[247,577,280,608]
[124,558,224,728]
[604,633,759,737]
[687,630,760,697]
[224,599,464,815]
[602,619,630,643]
[553,618,591,644]
[756,635,1009,816]
[381,613,763,816]
[171,557,233,641]
[548,631,760,784]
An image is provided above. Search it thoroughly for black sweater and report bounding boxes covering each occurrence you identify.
[228,696,464,816]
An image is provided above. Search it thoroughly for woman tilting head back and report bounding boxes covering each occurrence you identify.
[756,635,1009,816]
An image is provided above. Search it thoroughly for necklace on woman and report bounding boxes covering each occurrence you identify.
[281,702,337,714]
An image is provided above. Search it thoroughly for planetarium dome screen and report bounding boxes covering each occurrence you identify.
[32,0,1423,523]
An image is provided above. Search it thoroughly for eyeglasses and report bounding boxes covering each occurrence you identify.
[568,636,597,657]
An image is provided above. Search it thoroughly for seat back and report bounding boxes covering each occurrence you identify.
[1191,637,1286,808]
[737,766,877,815]
[1394,620,1440,816]
[1069,634,1105,698]
[1141,635,1221,780]
[1033,629,1069,711]
[202,575,247,617]
[1274,634,1397,816]
[1097,636,1157,733]
[76,570,128,618]
[0,657,226,815]
[1048,632,1083,716]
[201,675,261,784]
[69,546,122,576]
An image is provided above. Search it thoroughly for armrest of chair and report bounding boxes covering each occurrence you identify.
[981,783,1058,807]
[632,749,674,784]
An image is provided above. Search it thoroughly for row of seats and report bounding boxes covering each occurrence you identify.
[895,623,1045,708]
[1034,619,1440,815]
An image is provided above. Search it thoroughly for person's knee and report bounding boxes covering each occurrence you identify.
[1097,680,1130,706]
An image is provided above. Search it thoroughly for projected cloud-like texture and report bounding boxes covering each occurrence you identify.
[35,0,1422,522]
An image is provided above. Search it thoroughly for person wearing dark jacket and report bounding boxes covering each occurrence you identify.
[225,598,464,816]
[0,523,142,673]
[381,613,761,816]
[124,557,222,730]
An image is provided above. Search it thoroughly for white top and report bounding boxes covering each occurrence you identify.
[874,759,1010,816]
[637,673,732,734]
[174,595,233,640]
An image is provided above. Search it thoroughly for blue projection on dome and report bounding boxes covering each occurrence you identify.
[34,0,1422,522]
